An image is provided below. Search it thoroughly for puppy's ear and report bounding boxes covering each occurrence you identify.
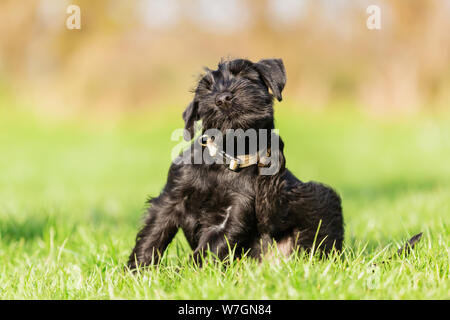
[254,59,286,101]
[182,100,199,140]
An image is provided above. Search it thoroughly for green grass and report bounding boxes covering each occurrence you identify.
[0,106,449,299]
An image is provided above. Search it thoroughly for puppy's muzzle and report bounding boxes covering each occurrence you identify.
[215,92,233,107]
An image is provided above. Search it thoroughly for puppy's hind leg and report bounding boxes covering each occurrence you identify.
[290,182,344,255]
[127,194,180,270]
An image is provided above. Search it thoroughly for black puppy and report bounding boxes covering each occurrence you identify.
[127,58,344,269]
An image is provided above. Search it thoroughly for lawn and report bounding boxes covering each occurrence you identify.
[0,106,448,299]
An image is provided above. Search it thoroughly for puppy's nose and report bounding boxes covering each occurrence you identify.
[215,92,233,106]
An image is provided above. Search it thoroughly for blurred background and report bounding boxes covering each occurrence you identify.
[0,1,449,299]
[1,0,449,117]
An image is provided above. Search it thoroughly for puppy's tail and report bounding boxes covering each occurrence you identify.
[375,232,423,266]
[395,232,423,257]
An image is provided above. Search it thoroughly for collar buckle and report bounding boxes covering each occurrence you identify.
[198,134,269,171]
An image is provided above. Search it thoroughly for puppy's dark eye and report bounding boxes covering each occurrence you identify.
[199,76,213,91]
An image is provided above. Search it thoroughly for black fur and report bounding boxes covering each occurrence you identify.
[127,58,344,269]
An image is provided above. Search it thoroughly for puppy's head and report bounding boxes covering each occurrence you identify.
[183,58,286,138]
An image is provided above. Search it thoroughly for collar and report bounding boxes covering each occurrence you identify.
[198,135,271,171]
